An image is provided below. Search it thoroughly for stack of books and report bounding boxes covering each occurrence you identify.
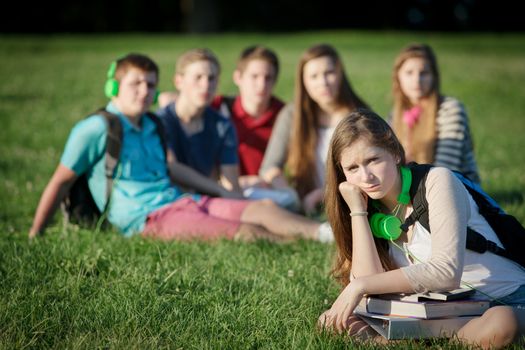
[354,288,490,340]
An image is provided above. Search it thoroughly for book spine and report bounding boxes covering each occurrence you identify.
[388,317,476,339]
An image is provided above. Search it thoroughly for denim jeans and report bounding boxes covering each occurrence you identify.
[490,284,525,309]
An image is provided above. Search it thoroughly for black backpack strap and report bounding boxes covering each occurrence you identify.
[216,96,235,119]
[459,173,525,265]
[223,96,235,111]
[465,227,511,257]
[96,108,123,211]
[401,163,432,232]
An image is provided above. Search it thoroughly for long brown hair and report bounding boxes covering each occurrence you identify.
[391,43,440,164]
[326,109,403,286]
[287,44,368,199]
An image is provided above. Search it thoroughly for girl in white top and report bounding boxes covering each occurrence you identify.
[318,109,525,349]
[259,44,368,215]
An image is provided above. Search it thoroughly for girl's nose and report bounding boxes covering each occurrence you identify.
[321,74,330,86]
[360,167,373,182]
[138,82,149,97]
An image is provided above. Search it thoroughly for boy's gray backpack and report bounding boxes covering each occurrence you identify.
[60,108,166,228]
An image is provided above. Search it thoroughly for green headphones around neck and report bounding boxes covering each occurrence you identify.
[103,60,159,104]
[369,166,412,241]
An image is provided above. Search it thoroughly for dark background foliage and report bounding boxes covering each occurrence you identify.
[2,0,522,33]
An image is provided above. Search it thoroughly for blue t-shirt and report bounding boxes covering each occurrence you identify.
[157,103,239,177]
[60,103,184,235]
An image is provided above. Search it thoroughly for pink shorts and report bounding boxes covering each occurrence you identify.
[143,195,251,240]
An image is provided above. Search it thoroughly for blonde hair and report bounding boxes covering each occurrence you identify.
[325,109,401,286]
[175,48,221,75]
[287,44,368,199]
[391,43,440,164]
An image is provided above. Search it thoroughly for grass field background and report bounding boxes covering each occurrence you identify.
[1,31,524,348]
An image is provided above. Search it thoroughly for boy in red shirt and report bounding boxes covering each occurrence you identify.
[211,46,284,185]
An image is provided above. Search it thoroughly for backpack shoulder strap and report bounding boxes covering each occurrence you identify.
[223,96,235,111]
[400,163,432,232]
[82,110,167,216]
[216,96,235,119]
[454,171,518,261]
[92,108,123,209]
[401,164,518,264]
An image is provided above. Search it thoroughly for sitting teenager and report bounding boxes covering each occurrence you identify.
[159,46,282,181]
[29,53,326,243]
[156,48,298,211]
[156,48,242,194]
[390,43,480,183]
[212,45,283,184]
[259,44,369,216]
[318,109,525,349]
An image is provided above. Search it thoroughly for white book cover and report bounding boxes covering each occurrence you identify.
[357,296,489,319]
[355,311,476,340]
[380,288,476,302]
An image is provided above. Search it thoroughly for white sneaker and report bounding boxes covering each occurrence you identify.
[317,222,334,243]
[243,186,301,212]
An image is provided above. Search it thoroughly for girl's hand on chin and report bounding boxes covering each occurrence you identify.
[338,182,368,213]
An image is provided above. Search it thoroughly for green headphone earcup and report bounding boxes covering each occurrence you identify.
[104,78,119,98]
[397,166,412,205]
[369,213,402,240]
[370,213,386,239]
[153,90,159,104]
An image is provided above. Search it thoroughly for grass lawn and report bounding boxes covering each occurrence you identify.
[1,31,524,349]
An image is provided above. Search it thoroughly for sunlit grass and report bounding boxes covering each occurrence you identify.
[1,31,524,348]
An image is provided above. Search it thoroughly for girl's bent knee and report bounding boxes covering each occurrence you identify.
[479,306,518,349]
[490,306,519,343]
